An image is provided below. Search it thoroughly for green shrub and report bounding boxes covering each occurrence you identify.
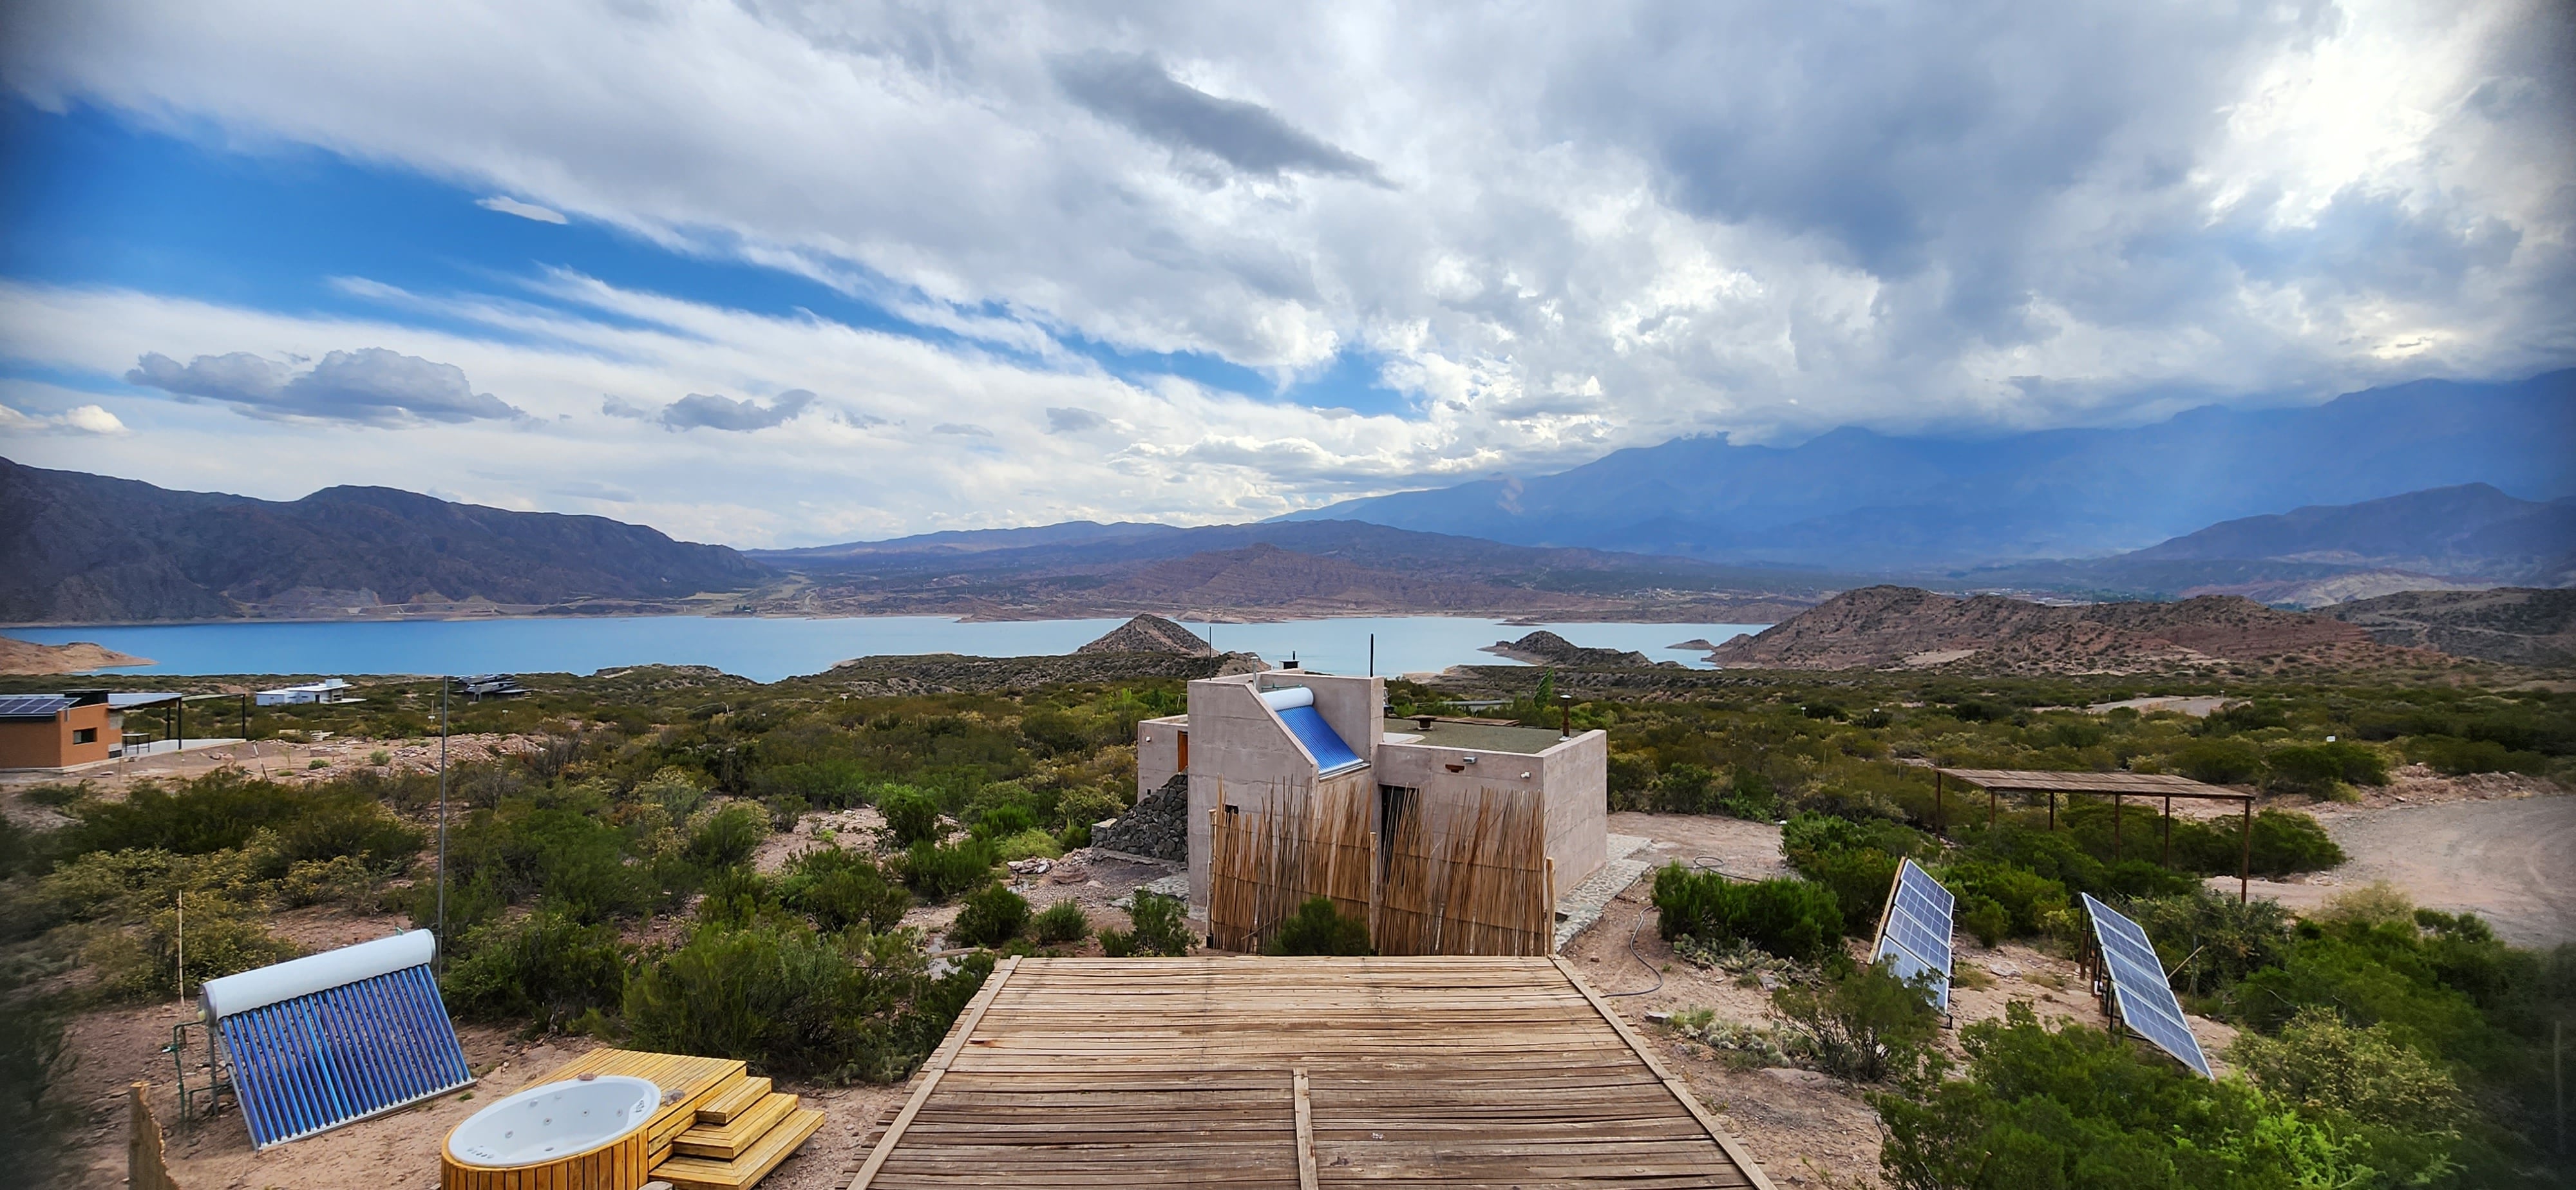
[2404,735,2552,777]
[777,847,911,934]
[764,794,810,832]
[2244,809,2343,876]
[949,884,1030,947]
[1652,865,1843,961]
[899,838,997,902]
[747,759,870,808]
[2120,891,2293,999]
[989,828,1063,863]
[1607,752,1657,810]
[686,804,768,869]
[89,893,298,1001]
[67,772,413,863]
[1264,896,1372,956]
[1936,861,2069,939]
[1100,891,1192,957]
[878,787,945,847]
[1772,958,1942,1084]
[1958,896,2011,949]
[2230,1006,2463,1131]
[1801,847,1900,936]
[0,971,77,1187]
[967,802,1039,841]
[2171,739,2265,784]
[692,865,777,929]
[1031,900,1089,945]
[444,911,631,1030]
[623,920,985,1083]
[1651,762,1718,813]
[1875,1003,2375,1190]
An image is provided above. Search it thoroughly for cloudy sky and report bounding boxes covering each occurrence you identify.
[1,1,2570,547]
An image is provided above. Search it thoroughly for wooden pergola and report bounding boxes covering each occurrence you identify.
[1932,768,2257,902]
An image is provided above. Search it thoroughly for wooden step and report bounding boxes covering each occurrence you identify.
[671,1091,798,1160]
[696,1075,772,1124]
[654,1106,826,1190]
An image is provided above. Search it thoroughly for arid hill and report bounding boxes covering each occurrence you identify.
[2321,587,2576,667]
[1707,585,2432,672]
[1076,614,1215,656]
[0,636,151,675]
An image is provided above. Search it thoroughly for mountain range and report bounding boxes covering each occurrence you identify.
[0,458,766,622]
[1282,370,2576,571]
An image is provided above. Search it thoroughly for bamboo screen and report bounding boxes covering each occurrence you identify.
[1207,779,1553,956]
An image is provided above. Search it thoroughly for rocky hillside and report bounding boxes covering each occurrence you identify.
[0,459,770,622]
[2321,588,2576,667]
[1481,630,1660,668]
[0,636,151,675]
[1077,614,1215,656]
[1707,585,2429,672]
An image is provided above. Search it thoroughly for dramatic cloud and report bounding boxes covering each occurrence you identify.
[1054,52,1388,185]
[4,1,2571,534]
[476,195,567,223]
[658,388,816,431]
[124,348,521,424]
[1045,406,1106,433]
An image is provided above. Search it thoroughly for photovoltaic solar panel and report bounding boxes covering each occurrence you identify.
[2081,893,2213,1079]
[1871,859,1956,1009]
[0,694,73,719]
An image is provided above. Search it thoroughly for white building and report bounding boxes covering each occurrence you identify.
[254,679,354,706]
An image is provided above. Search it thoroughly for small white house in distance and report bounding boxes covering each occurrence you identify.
[255,679,354,706]
[1137,667,1609,919]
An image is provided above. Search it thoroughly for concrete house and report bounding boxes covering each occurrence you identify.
[1136,668,1609,919]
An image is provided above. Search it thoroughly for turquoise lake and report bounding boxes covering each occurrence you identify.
[8,616,1770,683]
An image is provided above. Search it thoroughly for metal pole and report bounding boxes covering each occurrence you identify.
[2161,795,2172,867]
[2239,798,2252,904]
[437,677,448,976]
[1934,771,1944,837]
[2048,791,2056,831]
[2553,1018,2564,1158]
[1368,633,1375,677]
[175,889,184,1002]
[2114,792,2123,862]
[240,694,247,742]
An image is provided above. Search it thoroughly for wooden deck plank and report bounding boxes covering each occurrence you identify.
[848,956,1774,1185]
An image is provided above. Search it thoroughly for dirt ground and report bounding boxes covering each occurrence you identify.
[2230,788,2576,947]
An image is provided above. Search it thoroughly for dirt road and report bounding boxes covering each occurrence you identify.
[2232,793,2576,948]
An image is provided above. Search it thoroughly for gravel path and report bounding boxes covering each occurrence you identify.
[2231,793,2576,948]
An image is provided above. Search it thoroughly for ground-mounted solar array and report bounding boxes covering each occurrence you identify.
[1871,858,1956,1009]
[2081,893,2213,1078]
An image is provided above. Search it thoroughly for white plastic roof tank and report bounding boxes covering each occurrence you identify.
[1257,686,1316,711]
[199,930,437,1021]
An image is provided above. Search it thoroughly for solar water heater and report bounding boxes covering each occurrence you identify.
[199,930,475,1148]
[1260,685,1368,775]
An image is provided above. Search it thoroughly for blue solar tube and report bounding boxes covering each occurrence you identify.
[204,933,474,1149]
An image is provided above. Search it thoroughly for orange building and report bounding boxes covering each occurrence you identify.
[0,692,114,770]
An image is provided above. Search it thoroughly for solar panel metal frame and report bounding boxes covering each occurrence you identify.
[1870,858,1956,1010]
[2079,893,2214,1079]
[216,962,475,1148]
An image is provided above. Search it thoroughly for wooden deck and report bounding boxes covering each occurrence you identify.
[852,956,1777,1189]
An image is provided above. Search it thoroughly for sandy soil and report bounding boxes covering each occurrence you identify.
[2229,790,2576,947]
[0,637,152,675]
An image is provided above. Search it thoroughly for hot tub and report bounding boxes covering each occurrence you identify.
[440,1074,663,1190]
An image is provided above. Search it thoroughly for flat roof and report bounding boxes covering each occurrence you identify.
[1381,717,1569,755]
[1935,768,2252,800]
[855,956,1774,1189]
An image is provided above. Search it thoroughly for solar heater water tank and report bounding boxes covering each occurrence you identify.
[200,930,476,1148]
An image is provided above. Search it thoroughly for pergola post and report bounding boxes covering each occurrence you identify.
[2239,799,2252,904]
[2047,791,2056,831]
[1934,771,1944,836]
[2160,795,2172,867]
[2114,791,2123,862]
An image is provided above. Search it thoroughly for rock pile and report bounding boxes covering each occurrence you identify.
[1093,773,1188,861]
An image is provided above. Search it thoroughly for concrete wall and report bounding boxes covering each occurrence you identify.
[1374,728,1609,898]
[1183,674,1320,916]
[1134,713,1187,800]
[0,704,112,770]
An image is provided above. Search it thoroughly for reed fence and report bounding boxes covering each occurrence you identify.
[1208,779,1554,956]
